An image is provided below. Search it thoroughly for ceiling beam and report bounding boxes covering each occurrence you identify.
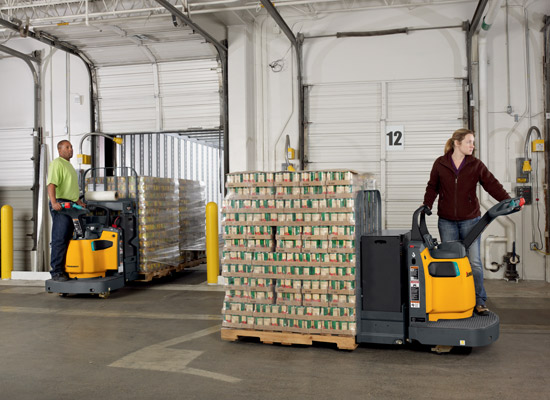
[259,0,297,46]
[468,0,489,38]
[154,0,227,55]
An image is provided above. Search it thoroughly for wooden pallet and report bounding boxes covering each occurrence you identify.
[137,258,207,282]
[221,328,358,350]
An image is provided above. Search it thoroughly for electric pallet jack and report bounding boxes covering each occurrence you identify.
[45,168,140,298]
[356,191,524,351]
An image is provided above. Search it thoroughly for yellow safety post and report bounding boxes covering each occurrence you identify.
[1,205,13,280]
[206,202,219,285]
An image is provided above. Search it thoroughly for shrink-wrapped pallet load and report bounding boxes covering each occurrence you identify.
[136,177,180,273]
[86,175,205,275]
[178,179,207,262]
[221,170,370,338]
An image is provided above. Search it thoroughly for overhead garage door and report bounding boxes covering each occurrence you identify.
[97,58,221,133]
[0,127,35,271]
[100,58,224,212]
[307,78,465,230]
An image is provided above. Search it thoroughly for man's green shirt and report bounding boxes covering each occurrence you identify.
[47,157,79,202]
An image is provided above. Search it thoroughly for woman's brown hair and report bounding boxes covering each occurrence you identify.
[444,129,475,154]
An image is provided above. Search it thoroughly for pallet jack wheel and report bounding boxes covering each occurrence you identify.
[98,292,110,299]
[431,345,453,354]
[59,293,68,298]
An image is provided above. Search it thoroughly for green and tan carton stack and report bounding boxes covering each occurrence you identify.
[221,170,367,337]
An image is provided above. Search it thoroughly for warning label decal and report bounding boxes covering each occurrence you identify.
[410,266,420,308]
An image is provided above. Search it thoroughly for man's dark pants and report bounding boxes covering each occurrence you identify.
[49,201,74,278]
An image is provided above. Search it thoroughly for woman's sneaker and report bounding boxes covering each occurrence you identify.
[475,304,489,316]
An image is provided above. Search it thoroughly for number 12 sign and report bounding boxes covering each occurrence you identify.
[386,126,404,151]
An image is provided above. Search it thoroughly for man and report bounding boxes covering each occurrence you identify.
[47,140,85,282]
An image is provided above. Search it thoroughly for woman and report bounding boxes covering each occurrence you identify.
[423,128,510,315]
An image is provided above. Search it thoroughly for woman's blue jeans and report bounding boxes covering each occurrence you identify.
[438,217,487,307]
[49,202,74,278]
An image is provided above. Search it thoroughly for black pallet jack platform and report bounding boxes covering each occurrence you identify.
[46,274,125,297]
[409,312,500,347]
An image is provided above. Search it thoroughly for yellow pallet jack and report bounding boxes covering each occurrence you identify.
[45,168,140,298]
[356,191,524,351]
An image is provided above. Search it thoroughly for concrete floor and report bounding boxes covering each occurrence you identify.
[0,266,549,400]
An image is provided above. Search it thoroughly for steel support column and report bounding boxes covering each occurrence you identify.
[466,0,489,130]
[543,15,550,254]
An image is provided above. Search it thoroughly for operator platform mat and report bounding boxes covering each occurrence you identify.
[221,328,358,350]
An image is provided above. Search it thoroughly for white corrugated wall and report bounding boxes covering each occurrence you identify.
[118,134,224,208]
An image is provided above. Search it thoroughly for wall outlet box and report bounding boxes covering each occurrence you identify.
[78,154,92,165]
[532,139,544,152]
[516,158,530,183]
[516,186,532,205]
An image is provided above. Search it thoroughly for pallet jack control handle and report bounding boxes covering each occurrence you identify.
[411,197,524,250]
[462,197,525,249]
[58,202,88,216]
[487,197,525,218]
[58,202,90,239]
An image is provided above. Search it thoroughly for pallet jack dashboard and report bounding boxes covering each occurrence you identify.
[356,191,524,350]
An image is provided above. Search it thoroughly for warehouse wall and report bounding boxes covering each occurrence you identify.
[0,40,92,157]
[0,1,548,281]
[0,39,222,272]
[226,0,550,282]
[478,2,548,282]
[0,41,90,271]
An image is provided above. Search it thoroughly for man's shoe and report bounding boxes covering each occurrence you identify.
[474,304,489,316]
[52,275,69,282]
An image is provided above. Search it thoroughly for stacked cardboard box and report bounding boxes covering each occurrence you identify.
[221,171,366,337]
[86,176,203,274]
[136,177,180,272]
[178,179,207,262]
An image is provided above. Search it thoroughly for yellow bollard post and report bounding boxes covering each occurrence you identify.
[206,202,219,285]
[1,205,14,280]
